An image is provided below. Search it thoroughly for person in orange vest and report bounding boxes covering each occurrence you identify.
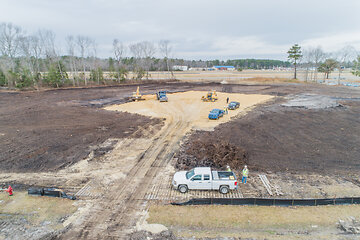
[242,165,249,184]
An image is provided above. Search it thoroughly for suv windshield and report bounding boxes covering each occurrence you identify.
[186,169,195,179]
[210,109,218,113]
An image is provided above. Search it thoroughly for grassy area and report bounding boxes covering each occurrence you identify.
[0,191,77,226]
[148,204,360,239]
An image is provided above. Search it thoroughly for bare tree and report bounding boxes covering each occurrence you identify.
[0,22,23,86]
[39,29,66,85]
[29,35,43,78]
[302,48,314,82]
[76,35,92,85]
[129,42,142,58]
[113,39,125,67]
[18,36,38,87]
[66,35,77,86]
[18,34,43,87]
[129,42,145,80]
[90,40,102,84]
[312,46,326,82]
[140,41,156,79]
[0,22,22,58]
[158,40,174,79]
[39,30,57,59]
[335,45,356,85]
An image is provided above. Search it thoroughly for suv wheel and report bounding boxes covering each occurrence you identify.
[178,185,188,193]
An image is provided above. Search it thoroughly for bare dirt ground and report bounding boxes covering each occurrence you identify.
[0,86,161,173]
[1,81,360,239]
[177,88,360,176]
[178,98,360,175]
[56,91,272,239]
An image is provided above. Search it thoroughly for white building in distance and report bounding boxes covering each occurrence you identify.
[172,65,188,71]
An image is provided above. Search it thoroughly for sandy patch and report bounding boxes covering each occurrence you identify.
[105,91,273,131]
[136,210,168,234]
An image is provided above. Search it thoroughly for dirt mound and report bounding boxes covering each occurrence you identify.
[176,135,248,170]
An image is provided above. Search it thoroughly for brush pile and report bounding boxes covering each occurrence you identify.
[176,139,248,170]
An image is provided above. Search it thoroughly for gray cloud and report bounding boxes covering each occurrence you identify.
[2,0,360,60]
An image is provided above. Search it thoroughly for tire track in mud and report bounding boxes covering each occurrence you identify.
[64,108,188,239]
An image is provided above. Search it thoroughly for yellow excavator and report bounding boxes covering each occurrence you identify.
[131,86,145,101]
[201,90,218,102]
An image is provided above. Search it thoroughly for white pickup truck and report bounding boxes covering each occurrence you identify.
[172,167,238,194]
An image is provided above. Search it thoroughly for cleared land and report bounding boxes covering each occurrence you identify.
[1,79,360,239]
[177,96,360,176]
[105,91,272,130]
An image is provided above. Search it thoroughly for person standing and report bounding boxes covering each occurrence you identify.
[226,97,229,104]
[224,106,228,115]
[226,165,231,172]
[242,165,248,184]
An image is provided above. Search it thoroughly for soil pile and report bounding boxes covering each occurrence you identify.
[176,135,248,170]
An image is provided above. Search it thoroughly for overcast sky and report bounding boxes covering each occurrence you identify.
[2,0,360,60]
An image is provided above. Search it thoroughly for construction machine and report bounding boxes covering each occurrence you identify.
[131,86,145,101]
[201,90,218,102]
[156,90,168,102]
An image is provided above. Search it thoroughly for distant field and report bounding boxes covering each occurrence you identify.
[135,69,360,84]
[66,69,360,86]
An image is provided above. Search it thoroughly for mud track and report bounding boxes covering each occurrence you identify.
[64,107,189,239]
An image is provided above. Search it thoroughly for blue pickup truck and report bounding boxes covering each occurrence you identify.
[208,109,224,120]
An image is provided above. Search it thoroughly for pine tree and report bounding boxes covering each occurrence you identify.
[287,44,302,79]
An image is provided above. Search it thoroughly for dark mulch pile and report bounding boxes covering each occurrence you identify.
[176,137,248,170]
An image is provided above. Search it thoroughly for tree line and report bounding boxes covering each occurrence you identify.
[287,44,360,83]
[0,22,178,89]
[2,21,359,89]
[208,59,291,70]
[0,22,297,89]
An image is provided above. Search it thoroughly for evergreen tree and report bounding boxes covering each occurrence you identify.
[44,62,68,87]
[352,56,360,77]
[287,44,302,79]
[318,59,338,79]
[0,69,6,86]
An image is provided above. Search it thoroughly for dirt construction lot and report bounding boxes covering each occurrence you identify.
[1,80,360,239]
